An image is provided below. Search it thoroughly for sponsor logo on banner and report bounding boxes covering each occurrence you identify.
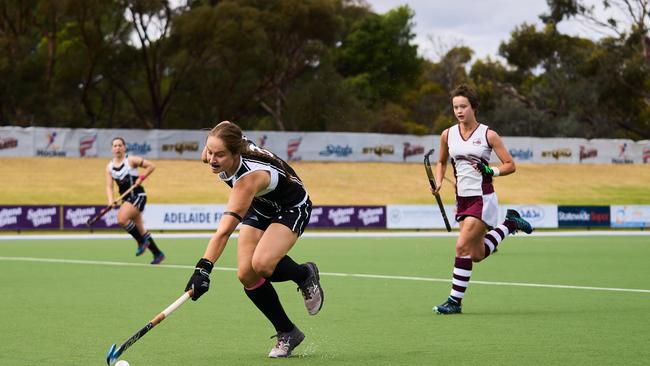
[558,206,609,227]
[644,148,650,163]
[309,207,324,224]
[0,136,18,150]
[0,207,22,228]
[0,205,60,230]
[362,145,394,156]
[163,211,220,224]
[65,207,97,227]
[579,146,597,162]
[319,144,352,158]
[79,134,97,157]
[612,205,650,227]
[308,206,386,228]
[541,148,571,160]
[612,143,633,164]
[328,207,354,226]
[26,207,57,227]
[37,131,67,157]
[509,148,533,160]
[403,142,424,161]
[518,205,545,223]
[358,207,384,226]
[161,141,199,155]
[62,205,119,229]
[127,142,152,156]
[287,138,302,161]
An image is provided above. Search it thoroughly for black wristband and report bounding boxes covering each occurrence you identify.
[196,258,213,273]
[223,211,243,221]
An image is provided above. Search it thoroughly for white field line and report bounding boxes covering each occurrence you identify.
[0,230,649,241]
[1,256,648,294]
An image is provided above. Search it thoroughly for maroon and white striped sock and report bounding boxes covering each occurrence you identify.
[449,256,472,304]
[483,223,512,259]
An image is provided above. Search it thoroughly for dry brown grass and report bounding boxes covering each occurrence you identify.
[1,157,648,205]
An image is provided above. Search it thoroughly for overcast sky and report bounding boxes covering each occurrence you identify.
[365,0,610,62]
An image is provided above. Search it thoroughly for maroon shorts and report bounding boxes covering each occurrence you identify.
[455,193,499,229]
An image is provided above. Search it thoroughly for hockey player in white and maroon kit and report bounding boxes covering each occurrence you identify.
[431,84,533,315]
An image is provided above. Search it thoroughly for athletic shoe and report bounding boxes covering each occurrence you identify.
[297,262,324,315]
[268,326,305,358]
[433,297,462,315]
[135,240,150,256]
[150,252,165,265]
[506,209,534,234]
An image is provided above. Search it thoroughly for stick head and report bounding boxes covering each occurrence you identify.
[423,149,437,189]
[106,343,118,365]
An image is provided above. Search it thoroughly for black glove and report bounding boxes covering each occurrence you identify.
[474,161,495,177]
[185,258,213,301]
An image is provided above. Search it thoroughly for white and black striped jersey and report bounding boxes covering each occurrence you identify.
[219,144,308,216]
[108,155,145,200]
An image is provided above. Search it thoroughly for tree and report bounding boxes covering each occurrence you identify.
[336,5,422,105]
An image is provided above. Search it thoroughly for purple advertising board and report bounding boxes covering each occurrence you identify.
[308,205,386,228]
[0,205,60,230]
[62,205,120,229]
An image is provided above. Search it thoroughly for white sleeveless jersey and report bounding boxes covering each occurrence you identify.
[447,123,494,197]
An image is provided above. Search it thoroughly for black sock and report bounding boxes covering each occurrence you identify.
[125,221,145,243]
[244,279,294,332]
[266,256,309,284]
[142,232,162,256]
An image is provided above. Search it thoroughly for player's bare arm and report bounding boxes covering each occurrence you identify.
[487,130,516,176]
[434,129,450,193]
[128,155,155,185]
[105,164,115,205]
[202,170,271,263]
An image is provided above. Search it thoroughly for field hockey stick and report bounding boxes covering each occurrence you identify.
[424,149,452,232]
[105,290,193,365]
[87,183,140,226]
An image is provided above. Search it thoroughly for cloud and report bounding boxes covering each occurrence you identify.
[366,0,553,61]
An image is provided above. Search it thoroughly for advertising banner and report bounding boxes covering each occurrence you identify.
[0,205,60,230]
[64,129,100,158]
[3,126,650,164]
[33,128,71,157]
[611,205,650,228]
[308,206,386,228]
[0,126,33,157]
[96,129,157,158]
[558,206,610,227]
[63,205,120,229]
[501,136,535,164]
[142,204,227,230]
[157,130,205,160]
[532,138,582,164]
[386,204,458,229]
[501,204,558,228]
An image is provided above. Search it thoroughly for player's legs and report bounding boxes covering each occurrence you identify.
[237,224,299,356]
[131,212,164,262]
[250,223,299,277]
[434,216,486,315]
[117,202,145,245]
